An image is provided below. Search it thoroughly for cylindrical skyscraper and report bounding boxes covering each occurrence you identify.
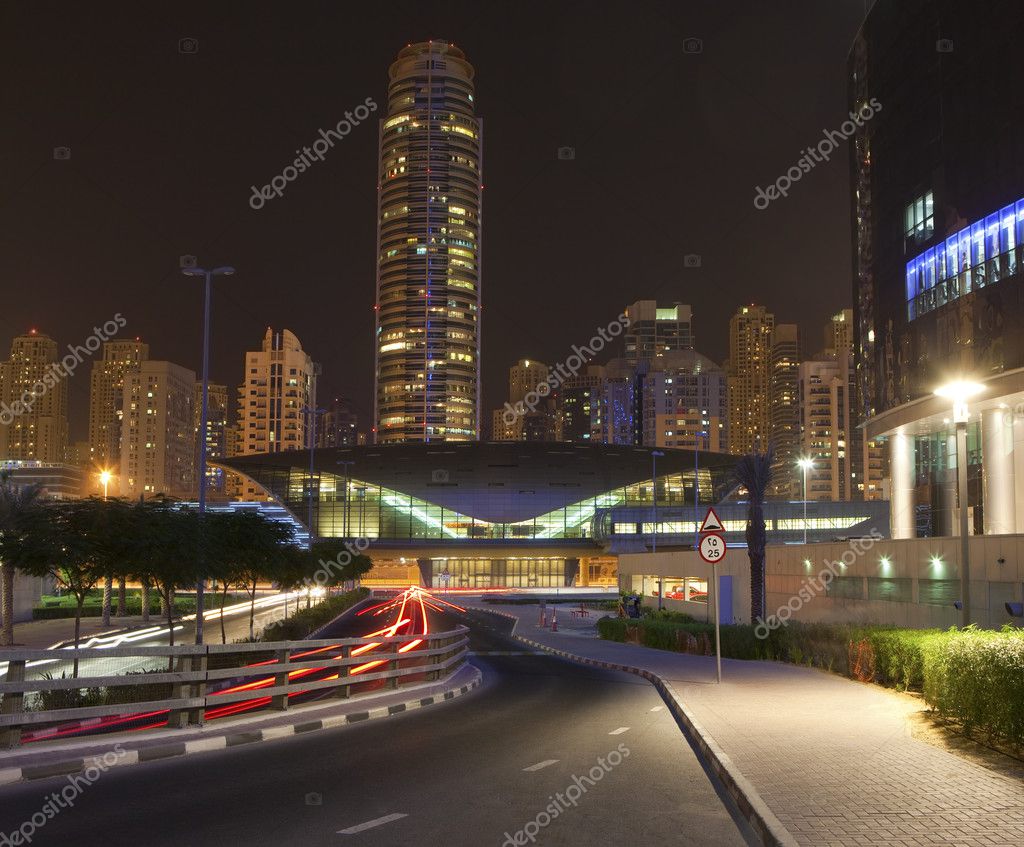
[374,40,482,444]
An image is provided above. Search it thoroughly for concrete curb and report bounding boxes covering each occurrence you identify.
[0,667,482,788]
[497,619,797,847]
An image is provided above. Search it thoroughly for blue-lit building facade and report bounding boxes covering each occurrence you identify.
[222,443,887,588]
[851,0,1024,538]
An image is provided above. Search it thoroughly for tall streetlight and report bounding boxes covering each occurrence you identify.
[934,379,985,628]
[99,470,111,501]
[337,460,355,538]
[651,449,665,610]
[182,264,235,645]
[797,457,814,544]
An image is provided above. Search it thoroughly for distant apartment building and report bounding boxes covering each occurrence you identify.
[798,311,883,502]
[0,331,68,464]
[119,361,196,499]
[769,324,801,498]
[88,338,148,490]
[558,360,638,445]
[493,359,557,441]
[623,301,694,365]
[194,382,228,498]
[320,397,360,448]
[233,328,312,499]
[642,350,726,451]
[726,305,774,455]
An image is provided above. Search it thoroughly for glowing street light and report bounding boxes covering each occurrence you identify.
[934,379,985,627]
[797,457,814,544]
[98,469,111,500]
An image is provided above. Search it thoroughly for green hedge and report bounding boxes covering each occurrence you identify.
[597,614,1024,747]
[922,627,1024,745]
[33,593,246,620]
[260,588,370,642]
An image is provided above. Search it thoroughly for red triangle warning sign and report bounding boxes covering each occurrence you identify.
[699,507,724,534]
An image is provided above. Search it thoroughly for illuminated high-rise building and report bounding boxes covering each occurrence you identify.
[88,338,148,482]
[726,305,775,455]
[374,40,482,443]
[194,382,228,497]
[624,301,694,365]
[769,323,801,497]
[0,331,68,464]
[119,361,196,500]
[233,328,312,499]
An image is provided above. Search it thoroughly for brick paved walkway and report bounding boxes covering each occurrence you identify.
[474,602,1024,847]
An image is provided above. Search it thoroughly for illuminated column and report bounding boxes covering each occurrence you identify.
[1014,408,1024,531]
[889,430,915,539]
[937,433,957,536]
[982,408,1015,534]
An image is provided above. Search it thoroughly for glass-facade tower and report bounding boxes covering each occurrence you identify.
[374,40,482,444]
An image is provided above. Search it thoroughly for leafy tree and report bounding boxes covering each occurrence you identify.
[125,500,202,652]
[309,539,373,594]
[0,471,45,646]
[735,450,774,625]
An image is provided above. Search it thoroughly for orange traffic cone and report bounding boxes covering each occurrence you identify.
[551,608,558,631]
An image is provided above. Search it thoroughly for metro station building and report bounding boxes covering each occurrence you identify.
[221,443,887,588]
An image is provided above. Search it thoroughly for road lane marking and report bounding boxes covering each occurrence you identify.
[337,813,408,835]
[522,759,559,772]
[650,706,664,712]
[608,727,630,735]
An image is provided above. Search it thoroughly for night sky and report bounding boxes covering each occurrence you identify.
[1,0,868,440]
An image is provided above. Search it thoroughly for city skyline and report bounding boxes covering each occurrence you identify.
[0,2,865,440]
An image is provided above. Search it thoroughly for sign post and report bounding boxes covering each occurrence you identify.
[697,507,725,684]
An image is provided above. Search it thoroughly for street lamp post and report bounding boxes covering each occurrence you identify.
[797,457,814,544]
[651,449,665,610]
[934,380,985,628]
[337,460,355,538]
[182,264,235,645]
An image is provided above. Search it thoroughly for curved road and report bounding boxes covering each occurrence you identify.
[0,606,756,847]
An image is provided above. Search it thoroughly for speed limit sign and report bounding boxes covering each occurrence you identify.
[699,532,726,563]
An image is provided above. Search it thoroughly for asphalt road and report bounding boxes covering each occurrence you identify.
[0,605,756,847]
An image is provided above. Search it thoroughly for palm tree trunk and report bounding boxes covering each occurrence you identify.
[73,597,84,678]
[101,576,112,626]
[117,578,126,617]
[249,583,257,641]
[0,562,14,647]
[141,580,151,623]
[219,584,228,644]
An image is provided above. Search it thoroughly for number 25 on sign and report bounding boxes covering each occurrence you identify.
[699,533,726,563]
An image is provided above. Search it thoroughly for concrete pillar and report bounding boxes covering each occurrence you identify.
[937,433,957,537]
[889,430,915,539]
[416,557,433,588]
[982,408,1016,534]
[1014,408,1024,532]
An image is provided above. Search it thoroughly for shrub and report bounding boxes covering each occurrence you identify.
[922,626,1024,746]
[260,588,369,642]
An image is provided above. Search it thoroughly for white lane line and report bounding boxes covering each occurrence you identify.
[337,813,408,835]
[650,706,664,712]
[608,727,630,735]
[522,759,559,772]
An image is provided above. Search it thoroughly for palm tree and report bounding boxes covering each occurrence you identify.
[0,471,44,646]
[735,450,774,625]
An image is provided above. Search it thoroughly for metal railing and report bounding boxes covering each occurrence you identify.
[0,626,469,749]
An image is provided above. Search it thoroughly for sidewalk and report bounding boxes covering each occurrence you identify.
[472,601,1024,847]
